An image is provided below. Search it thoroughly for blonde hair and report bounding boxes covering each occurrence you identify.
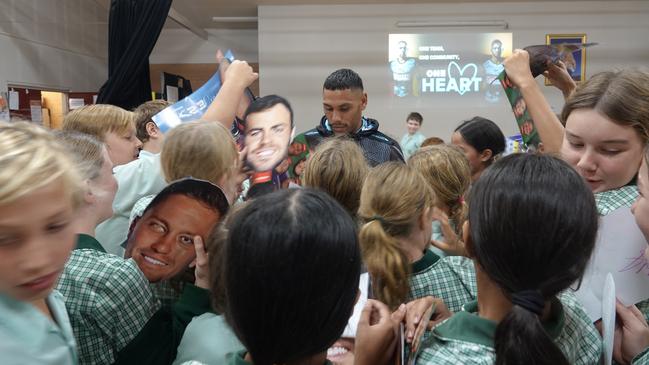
[161,121,238,184]
[358,162,435,309]
[54,130,105,181]
[0,122,84,207]
[303,137,369,216]
[63,104,135,141]
[409,145,470,236]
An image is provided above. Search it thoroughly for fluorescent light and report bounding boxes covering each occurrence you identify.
[212,17,258,23]
[396,20,508,29]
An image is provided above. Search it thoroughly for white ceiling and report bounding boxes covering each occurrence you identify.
[168,0,607,29]
[94,0,612,31]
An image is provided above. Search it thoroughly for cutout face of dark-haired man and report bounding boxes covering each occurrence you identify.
[244,103,294,172]
[124,194,220,282]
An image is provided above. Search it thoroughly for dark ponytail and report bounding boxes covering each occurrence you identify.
[494,300,569,365]
[468,154,598,365]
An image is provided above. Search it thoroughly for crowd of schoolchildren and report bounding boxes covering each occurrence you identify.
[2,47,649,365]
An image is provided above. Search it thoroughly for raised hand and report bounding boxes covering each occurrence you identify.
[544,60,576,99]
[503,49,536,89]
[190,235,209,289]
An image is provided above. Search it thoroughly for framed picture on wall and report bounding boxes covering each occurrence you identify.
[545,34,587,85]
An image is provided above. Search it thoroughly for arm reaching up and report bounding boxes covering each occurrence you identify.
[503,49,565,154]
[201,56,258,128]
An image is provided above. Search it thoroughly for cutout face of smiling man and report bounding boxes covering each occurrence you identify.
[244,95,295,172]
[124,179,229,282]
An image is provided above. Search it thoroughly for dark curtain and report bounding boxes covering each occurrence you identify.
[97,0,173,110]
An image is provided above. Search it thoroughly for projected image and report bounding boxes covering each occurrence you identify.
[390,40,418,97]
[388,33,513,104]
[483,39,505,102]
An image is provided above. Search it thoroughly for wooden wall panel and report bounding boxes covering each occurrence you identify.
[150,63,260,98]
[41,91,66,129]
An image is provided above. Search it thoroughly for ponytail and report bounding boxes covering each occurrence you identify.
[359,219,410,310]
[447,199,468,237]
[358,162,435,309]
[494,299,569,365]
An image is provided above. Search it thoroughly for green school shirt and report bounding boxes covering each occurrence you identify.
[58,239,158,365]
[594,185,638,216]
[75,233,107,252]
[416,292,602,365]
[411,249,441,276]
[406,252,475,350]
[60,234,210,365]
[408,255,477,314]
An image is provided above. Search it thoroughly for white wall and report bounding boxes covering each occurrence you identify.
[0,0,108,92]
[258,1,649,141]
[150,27,259,64]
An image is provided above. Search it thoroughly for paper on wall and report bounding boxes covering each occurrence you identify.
[165,86,179,103]
[69,98,86,110]
[574,207,649,321]
[30,100,42,123]
[9,90,19,110]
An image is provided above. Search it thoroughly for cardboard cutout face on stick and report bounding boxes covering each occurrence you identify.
[235,95,295,196]
[243,103,294,173]
[217,57,294,189]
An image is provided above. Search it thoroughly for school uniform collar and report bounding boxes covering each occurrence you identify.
[433,298,565,347]
[411,249,440,274]
[75,233,107,253]
[227,350,334,364]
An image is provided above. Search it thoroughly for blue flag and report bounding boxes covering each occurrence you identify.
[153,50,235,132]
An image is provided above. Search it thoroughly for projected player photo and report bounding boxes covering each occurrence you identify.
[387,33,512,106]
[483,39,505,103]
[390,40,417,97]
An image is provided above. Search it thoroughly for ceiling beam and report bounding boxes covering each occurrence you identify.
[168,7,209,40]
[95,1,208,40]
